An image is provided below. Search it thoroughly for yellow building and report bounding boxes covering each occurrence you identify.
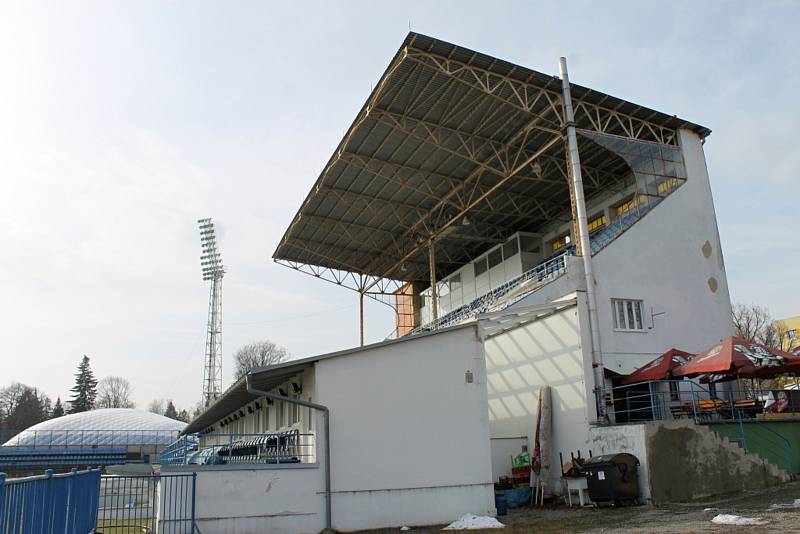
[776,315,800,350]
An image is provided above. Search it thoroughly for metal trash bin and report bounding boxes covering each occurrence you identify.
[581,453,640,505]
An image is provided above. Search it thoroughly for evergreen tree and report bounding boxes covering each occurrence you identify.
[69,355,98,413]
[163,400,178,420]
[4,386,50,432]
[51,397,65,418]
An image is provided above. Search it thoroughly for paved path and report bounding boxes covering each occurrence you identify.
[357,481,800,533]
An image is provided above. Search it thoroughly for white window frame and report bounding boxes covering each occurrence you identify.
[611,298,646,332]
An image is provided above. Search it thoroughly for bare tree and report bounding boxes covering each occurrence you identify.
[732,302,793,352]
[96,376,135,409]
[732,303,773,342]
[148,398,165,415]
[233,340,290,380]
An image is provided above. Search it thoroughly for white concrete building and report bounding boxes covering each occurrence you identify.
[174,33,738,531]
[176,325,493,532]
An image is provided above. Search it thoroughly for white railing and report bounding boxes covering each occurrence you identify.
[402,251,571,336]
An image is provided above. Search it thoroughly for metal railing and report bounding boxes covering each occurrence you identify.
[160,430,316,466]
[97,473,197,534]
[606,380,800,424]
[0,467,101,534]
[589,198,657,254]
[407,251,571,336]
[604,380,798,474]
[393,183,674,340]
[3,429,183,449]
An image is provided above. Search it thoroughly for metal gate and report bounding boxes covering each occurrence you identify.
[97,473,197,534]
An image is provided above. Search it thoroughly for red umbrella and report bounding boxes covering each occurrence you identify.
[623,348,693,384]
[672,336,800,379]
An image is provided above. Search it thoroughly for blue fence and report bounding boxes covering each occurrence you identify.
[0,467,101,534]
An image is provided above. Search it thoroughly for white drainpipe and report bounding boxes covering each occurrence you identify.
[559,57,606,421]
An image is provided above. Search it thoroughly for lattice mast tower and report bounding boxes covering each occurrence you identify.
[198,218,225,407]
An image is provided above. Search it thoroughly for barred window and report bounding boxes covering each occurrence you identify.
[612,299,645,331]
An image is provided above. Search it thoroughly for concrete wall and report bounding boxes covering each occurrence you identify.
[590,129,733,373]
[315,325,495,531]
[645,420,789,503]
[483,303,592,493]
[164,465,325,534]
[587,424,651,501]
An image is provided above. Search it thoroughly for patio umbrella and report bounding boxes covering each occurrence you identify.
[672,336,800,380]
[622,348,693,385]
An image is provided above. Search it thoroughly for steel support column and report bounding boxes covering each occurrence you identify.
[559,57,606,421]
[359,291,365,347]
[428,240,438,328]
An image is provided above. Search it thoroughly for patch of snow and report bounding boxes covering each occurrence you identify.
[768,498,800,510]
[703,507,716,512]
[710,514,768,526]
[400,527,411,531]
[442,514,505,530]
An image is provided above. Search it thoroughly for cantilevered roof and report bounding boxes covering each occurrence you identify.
[273,32,710,292]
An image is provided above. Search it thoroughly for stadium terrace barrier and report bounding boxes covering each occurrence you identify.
[0,467,101,534]
[160,430,315,466]
[409,251,571,335]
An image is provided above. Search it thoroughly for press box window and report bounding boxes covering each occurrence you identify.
[474,257,488,276]
[488,248,503,269]
[551,234,571,252]
[615,196,642,218]
[587,214,608,233]
[502,238,519,259]
[612,299,645,331]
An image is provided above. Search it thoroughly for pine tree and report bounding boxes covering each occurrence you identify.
[69,355,98,413]
[163,400,178,420]
[51,397,65,418]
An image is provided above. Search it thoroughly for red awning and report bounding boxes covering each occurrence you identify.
[672,336,800,379]
[622,348,693,384]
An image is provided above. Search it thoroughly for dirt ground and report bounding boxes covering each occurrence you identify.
[355,481,800,533]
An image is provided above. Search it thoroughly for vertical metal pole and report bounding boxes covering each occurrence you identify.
[428,240,438,328]
[559,57,606,420]
[191,472,198,534]
[359,292,365,347]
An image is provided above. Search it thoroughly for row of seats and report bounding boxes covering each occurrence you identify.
[0,447,128,470]
[170,430,306,465]
[414,252,570,333]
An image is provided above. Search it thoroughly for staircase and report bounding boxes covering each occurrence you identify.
[646,419,790,503]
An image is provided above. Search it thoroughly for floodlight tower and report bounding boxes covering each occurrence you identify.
[198,218,225,407]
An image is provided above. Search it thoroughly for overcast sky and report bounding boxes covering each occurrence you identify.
[1,1,798,410]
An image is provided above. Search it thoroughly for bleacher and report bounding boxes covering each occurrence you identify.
[0,447,128,472]
[414,251,570,333]
[408,197,664,336]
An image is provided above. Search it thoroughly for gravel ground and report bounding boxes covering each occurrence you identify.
[355,481,800,533]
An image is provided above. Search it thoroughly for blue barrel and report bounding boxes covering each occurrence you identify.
[495,493,508,516]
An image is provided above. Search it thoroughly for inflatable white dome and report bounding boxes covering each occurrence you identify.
[3,408,186,447]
